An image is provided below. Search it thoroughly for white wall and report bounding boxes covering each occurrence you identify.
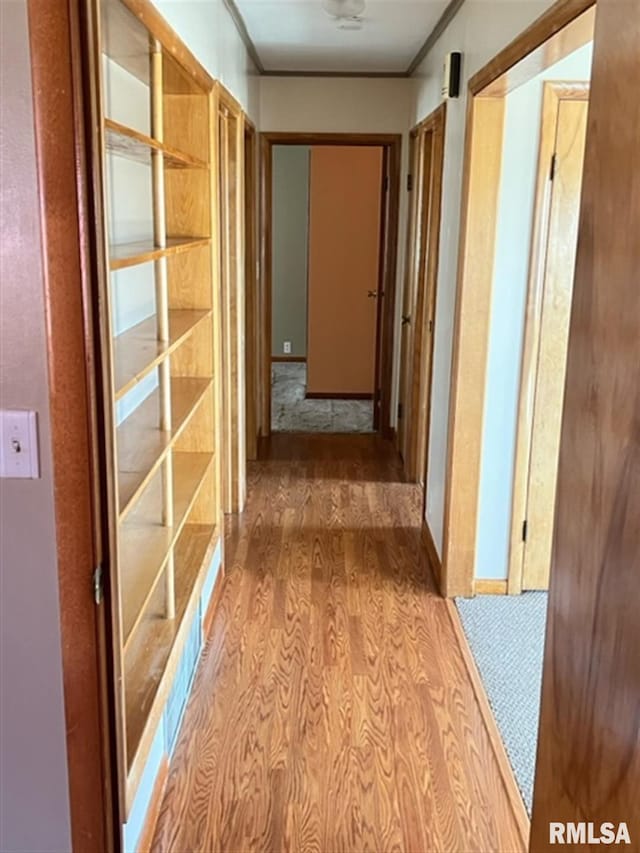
[411,0,564,555]
[153,0,260,121]
[260,77,415,425]
[475,42,593,580]
[272,145,310,358]
[0,1,72,850]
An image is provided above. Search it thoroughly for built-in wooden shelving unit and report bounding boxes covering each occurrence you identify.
[92,0,223,817]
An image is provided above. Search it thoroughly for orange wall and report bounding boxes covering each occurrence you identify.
[307,146,383,396]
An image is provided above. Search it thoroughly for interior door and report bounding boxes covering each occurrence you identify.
[522,94,589,590]
[306,146,383,397]
[398,133,422,458]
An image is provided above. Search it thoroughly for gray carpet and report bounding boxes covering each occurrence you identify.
[455,591,548,815]
[272,362,374,433]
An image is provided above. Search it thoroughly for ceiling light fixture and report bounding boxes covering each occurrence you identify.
[322,0,366,23]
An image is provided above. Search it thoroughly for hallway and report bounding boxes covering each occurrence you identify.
[152,435,525,852]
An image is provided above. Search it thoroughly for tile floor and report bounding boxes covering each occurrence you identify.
[271,362,374,433]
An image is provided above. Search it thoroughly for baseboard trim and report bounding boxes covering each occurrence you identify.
[474,579,509,595]
[136,756,169,853]
[272,356,307,363]
[445,600,530,850]
[305,391,374,400]
[421,519,443,591]
[203,568,225,639]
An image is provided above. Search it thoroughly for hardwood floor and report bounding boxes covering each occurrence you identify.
[152,434,526,852]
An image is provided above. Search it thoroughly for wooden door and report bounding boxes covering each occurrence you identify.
[399,104,445,485]
[306,146,383,397]
[531,0,640,839]
[398,132,425,459]
[519,88,589,590]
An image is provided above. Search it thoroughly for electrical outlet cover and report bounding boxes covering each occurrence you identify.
[283,341,292,354]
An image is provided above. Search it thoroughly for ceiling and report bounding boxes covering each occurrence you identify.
[232,0,451,74]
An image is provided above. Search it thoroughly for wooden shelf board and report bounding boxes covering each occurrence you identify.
[117,377,212,518]
[105,118,208,170]
[125,523,218,774]
[109,236,210,271]
[114,309,211,400]
[120,451,213,647]
[101,0,152,85]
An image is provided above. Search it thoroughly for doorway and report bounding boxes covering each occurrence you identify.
[397,104,446,487]
[445,2,594,822]
[260,133,401,437]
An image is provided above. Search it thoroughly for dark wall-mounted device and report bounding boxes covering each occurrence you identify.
[442,51,462,99]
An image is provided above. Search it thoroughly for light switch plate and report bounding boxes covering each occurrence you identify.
[0,409,40,479]
[283,341,292,354]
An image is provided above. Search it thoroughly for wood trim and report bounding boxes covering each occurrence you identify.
[259,132,402,439]
[507,81,590,596]
[406,0,466,76]
[27,0,115,848]
[135,757,169,853]
[441,96,505,598]
[305,392,373,400]
[271,355,307,363]
[421,519,442,589]
[531,0,640,837]
[474,579,509,595]
[259,133,273,437]
[263,70,410,79]
[202,569,225,640]
[469,0,595,94]
[445,601,530,849]
[221,0,265,74]
[244,118,259,462]
[261,132,401,147]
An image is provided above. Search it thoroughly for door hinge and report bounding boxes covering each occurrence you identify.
[397,402,403,420]
[549,153,557,181]
[407,173,413,192]
[384,174,390,193]
[522,520,528,543]
[93,564,104,605]
[428,318,434,333]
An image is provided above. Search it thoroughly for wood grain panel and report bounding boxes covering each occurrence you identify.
[522,95,588,591]
[151,434,527,851]
[531,0,640,845]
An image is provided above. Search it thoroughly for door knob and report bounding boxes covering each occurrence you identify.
[367,290,378,298]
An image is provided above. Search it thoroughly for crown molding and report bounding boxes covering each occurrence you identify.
[222,0,265,73]
[406,0,466,75]
[263,69,410,78]
[223,0,466,80]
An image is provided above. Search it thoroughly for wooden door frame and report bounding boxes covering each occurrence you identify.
[218,85,247,512]
[440,0,595,597]
[26,0,117,848]
[401,103,446,486]
[244,117,259,461]
[507,81,589,595]
[259,132,402,439]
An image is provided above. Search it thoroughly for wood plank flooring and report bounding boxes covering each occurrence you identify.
[152,434,526,852]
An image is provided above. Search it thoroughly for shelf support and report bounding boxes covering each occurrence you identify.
[151,41,175,621]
